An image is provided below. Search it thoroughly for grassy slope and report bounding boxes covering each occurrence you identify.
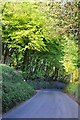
[64,82,80,104]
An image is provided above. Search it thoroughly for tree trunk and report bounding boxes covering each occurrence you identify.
[55,66,59,81]
[3,44,9,64]
[22,48,29,70]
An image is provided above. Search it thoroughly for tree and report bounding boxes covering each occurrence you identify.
[2,1,79,82]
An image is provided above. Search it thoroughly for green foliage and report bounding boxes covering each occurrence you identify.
[2,81,34,113]
[1,64,34,113]
[65,83,78,95]
[1,1,79,114]
[27,80,49,90]
[62,35,78,74]
[64,82,80,104]
[1,64,24,82]
[1,1,79,83]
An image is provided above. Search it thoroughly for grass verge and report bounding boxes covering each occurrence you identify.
[64,82,80,104]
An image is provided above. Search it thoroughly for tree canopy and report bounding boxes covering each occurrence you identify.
[1,1,79,82]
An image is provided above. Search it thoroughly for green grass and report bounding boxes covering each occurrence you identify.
[65,83,78,95]
[65,82,80,104]
[0,64,35,113]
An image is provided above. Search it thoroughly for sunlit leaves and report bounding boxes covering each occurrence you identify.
[63,35,78,73]
[2,1,79,81]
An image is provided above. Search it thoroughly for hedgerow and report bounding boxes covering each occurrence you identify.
[0,64,34,113]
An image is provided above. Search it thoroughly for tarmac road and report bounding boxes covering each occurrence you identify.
[2,89,79,118]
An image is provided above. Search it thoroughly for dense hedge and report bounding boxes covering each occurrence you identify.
[2,81,34,113]
[0,64,34,113]
[1,64,24,83]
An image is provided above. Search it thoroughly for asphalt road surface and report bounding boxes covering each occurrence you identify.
[3,90,79,118]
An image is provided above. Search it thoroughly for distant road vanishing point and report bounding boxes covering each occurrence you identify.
[3,90,79,118]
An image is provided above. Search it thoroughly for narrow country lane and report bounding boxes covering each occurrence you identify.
[2,90,79,118]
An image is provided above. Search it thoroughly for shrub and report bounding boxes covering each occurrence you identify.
[0,64,35,113]
[2,81,34,113]
[1,64,24,83]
